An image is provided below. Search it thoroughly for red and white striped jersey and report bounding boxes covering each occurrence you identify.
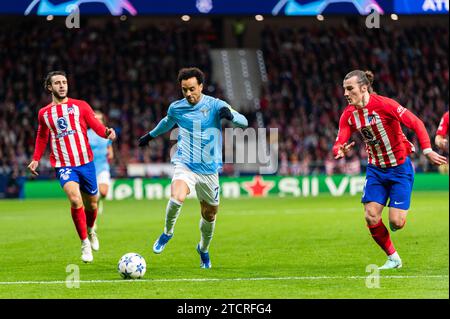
[333,94,432,168]
[436,111,449,137]
[32,98,107,167]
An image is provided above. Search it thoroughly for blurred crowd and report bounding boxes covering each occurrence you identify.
[0,18,448,195]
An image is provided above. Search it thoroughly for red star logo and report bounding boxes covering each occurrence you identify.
[242,176,275,197]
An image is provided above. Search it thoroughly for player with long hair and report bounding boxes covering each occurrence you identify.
[333,70,447,269]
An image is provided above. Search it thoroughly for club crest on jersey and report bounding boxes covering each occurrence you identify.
[68,107,75,115]
[200,108,209,117]
[368,114,377,125]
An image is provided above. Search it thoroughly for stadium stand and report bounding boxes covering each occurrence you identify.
[0,16,448,197]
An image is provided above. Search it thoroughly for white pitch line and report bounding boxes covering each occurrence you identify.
[0,275,447,285]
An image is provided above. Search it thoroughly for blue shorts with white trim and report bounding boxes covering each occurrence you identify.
[55,161,98,195]
[361,157,414,210]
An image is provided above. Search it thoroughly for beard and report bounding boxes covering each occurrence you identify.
[52,90,67,100]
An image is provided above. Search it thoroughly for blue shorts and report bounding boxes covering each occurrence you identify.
[361,157,414,210]
[55,161,98,196]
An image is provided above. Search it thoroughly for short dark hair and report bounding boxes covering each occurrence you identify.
[177,67,204,85]
[44,71,67,92]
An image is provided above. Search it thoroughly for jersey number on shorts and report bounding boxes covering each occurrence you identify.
[58,168,72,181]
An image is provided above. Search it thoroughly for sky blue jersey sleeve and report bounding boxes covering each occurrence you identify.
[149,115,176,138]
[230,108,248,128]
[217,100,248,128]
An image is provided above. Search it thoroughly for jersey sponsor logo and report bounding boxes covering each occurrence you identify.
[360,127,380,146]
[57,117,68,131]
[56,129,77,139]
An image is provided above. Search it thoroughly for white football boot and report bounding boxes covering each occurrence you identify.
[88,227,100,251]
[378,252,402,270]
[81,239,93,263]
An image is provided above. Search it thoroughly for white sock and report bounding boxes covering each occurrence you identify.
[199,218,216,253]
[164,198,182,235]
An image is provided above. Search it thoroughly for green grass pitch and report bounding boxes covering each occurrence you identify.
[0,192,448,298]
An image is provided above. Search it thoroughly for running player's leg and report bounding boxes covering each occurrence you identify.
[59,178,93,263]
[82,191,100,251]
[195,173,220,269]
[365,202,396,255]
[56,167,87,240]
[198,194,219,253]
[63,181,87,241]
[362,166,399,268]
[153,165,194,254]
[97,170,111,214]
[79,162,100,252]
[387,157,414,232]
[167,179,190,232]
[388,208,407,231]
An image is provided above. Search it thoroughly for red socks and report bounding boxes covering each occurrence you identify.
[368,219,396,256]
[85,208,98,229]
[71,207,87,241]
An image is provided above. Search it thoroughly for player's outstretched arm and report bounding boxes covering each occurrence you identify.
[138,116,176,147]
[396,108,447,165]
[333,141,356,159]
[82,101,116,140]
[219,106,248,128]
[332,111,354,159]
[29,110,50,175]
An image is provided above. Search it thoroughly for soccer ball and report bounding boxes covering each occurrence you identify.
[117,253,146,279]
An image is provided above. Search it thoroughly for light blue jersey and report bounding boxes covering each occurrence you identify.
[149,94,248,174]
[87,129,112,174]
